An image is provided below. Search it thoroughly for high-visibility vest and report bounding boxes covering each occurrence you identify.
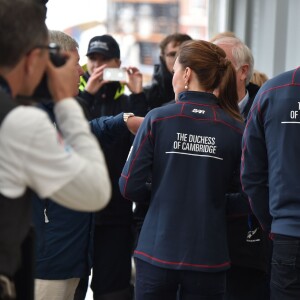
[79,73,126,100]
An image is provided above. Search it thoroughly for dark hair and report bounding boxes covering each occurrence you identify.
[178,40,242,122]
[0,0,48,68]
[160,33,192,56]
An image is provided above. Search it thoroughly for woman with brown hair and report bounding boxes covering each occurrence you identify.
[119,40,244,300]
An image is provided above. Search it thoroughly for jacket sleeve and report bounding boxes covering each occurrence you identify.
[119,113,153,202]
[46,99,111,211]
[226,160,252,216]
[241,94,272,231]
[89,113,127,146]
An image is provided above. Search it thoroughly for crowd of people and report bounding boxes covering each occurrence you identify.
[1,0,299,300]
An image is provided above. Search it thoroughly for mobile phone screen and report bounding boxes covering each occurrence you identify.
[103,68,128,82]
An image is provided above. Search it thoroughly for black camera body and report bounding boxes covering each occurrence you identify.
[49,51,66,67]
[33,47,66,101]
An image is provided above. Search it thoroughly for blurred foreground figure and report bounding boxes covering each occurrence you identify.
[0,1,111,299]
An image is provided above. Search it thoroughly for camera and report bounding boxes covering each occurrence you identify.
[32,43,66,101]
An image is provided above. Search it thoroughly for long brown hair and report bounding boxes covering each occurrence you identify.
[178,40,242,122]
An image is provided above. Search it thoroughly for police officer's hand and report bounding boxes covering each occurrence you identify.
[85,64,109,95]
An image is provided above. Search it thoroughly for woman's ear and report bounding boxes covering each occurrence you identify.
[184,67,191,81]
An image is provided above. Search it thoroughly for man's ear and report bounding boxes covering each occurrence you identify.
[24,48,42,76]
[240,64,249,82]
[21,48,47,96]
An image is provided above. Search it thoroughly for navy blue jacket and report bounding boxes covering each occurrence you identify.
[119,91,244,272]
[33,100,127,279]
[242,67,300,237]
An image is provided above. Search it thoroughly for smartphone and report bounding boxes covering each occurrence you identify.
[103,68,128,82]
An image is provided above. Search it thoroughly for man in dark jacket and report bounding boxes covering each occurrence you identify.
[143,33,192,111]
[214,36,271,300]
[79,34,147,300]
[241,66,300,300]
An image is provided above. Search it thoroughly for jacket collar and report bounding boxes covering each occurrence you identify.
[177,91,219,105]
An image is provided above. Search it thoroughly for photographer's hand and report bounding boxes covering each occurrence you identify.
[46,52,78,102]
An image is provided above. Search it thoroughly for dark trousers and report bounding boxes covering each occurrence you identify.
[14,227,35,300]
[225,266,270,300]
[73,276,89,300]
[270,233,300,300]
[134,258,226,300]
[91,225,133,299]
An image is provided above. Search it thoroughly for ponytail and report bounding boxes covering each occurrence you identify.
[178,40,243,122]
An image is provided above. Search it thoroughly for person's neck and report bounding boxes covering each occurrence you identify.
[0,65,24,98]
[237,85,247,103]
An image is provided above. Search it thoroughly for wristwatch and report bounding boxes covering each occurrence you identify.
[123,112,135,123]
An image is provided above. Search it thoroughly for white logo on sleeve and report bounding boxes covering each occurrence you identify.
[192,109,205,114]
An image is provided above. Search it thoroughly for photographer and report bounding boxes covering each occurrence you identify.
[0,1,111,299]
[32,30,143,300]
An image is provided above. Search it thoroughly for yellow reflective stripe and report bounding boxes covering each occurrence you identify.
[79,76,125,99]
[79,76,87,92]
[114,84,125,100]
[81,64,88,72]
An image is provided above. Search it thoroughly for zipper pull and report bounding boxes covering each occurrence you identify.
[44,208,49,223]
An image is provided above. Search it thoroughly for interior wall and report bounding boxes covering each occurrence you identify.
[209,0,300,79]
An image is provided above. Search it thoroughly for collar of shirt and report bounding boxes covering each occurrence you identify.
[238,90,249,113]
[0,76,12,96]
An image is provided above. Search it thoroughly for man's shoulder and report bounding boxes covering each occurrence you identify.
[1,105,48,134]
[262,68,297,91]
